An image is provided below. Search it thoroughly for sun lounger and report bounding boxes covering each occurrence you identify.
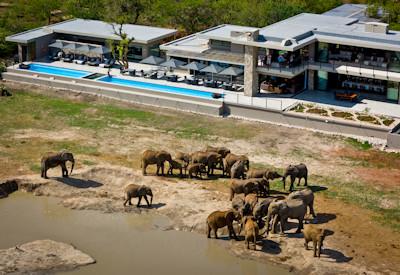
[87,58,100,66]
[166,75,178,82]
[18,63,30,69]
[75,55,87,65]
[63,54,73,63]
[145,71,158,79]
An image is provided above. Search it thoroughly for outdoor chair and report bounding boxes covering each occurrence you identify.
[87,57,100,66]
[18,63,30,69]
[128,69,136,77]
[63,54,73,63]
[166,75,178,82]
[145,72,158,79]
[75,55,87,65]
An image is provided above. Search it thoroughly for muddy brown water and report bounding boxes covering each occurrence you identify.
[0,192,289,275]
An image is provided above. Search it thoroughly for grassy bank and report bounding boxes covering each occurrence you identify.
[1,89,399,232]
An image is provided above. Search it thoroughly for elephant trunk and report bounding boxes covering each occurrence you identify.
[264,213,271,234]
[70,159,75,176]
[150,194,153,205]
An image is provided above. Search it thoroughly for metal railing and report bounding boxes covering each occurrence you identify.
[257,59,400,79]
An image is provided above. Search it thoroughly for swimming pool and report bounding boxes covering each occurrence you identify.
[97,76,220,99]
[20,63,92,78]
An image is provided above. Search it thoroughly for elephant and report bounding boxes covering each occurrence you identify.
[230,160,246,179]
[243,216,259,250]
[187,163,207,179]
[244,193,258,212]
[191,151,223,176]
[303,224,326,257]
[231,196,245,212]
[205,146,231,158]
[288,188,316,218]
[253,197,274,223]
[224,153,249,177]
[247,169,281,180]
[175,151,191,165]
[41,150,75,179]
[141,149,172,176]
[229,178,259,200]
[282,163,308,191]
[123,184,153,207]
[167,159,186,177]
[265,198,307,234]
[206,209,241,240]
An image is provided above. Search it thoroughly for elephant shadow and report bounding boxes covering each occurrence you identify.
[313,213,337,224]
[260,239,282,255]
[269,190,289,196]
[308,185,328,193]
[322,248,353,263]
[55,177,103,188]
[148,202,166,209]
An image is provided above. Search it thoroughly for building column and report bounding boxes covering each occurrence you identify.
[142,45,150,59]
[308,43,316,62]
[18,44,23,63]
[244,45,259,97]
[308,70,315,90]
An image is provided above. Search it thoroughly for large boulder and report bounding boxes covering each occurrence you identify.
[0,239,95,274]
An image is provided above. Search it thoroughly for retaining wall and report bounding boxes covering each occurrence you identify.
[224,103,391,140]
[387,124,400,149]
[3,70,223,117]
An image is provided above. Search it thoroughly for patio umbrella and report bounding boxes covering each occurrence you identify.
[75,44,90,55]
[219,66,244,82]
[140,55,165,65]
[181,61,207,78]
[63,42,77,57]
[160,58,186,69]
[200,64,224,80]
[91,45,111,56]
[48,40,65,49]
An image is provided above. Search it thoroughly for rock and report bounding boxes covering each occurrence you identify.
[0,239,95,274]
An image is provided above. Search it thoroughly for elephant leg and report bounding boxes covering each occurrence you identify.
[296,218,303,233]
[128,197,132,206]
[144,195,150,207]
[310,202,316,218]
[156,164,160,176]
[137,196,142,207]
[214,228,218,239]
[305,175,308,186]
[142,163,147,175]
[229,224,238,240]
[283,176,286,190]
[313,240,317,257]
[207,224,211,238]
[254,235,257,250]
[297,177,301,186]
[290,176,295,191]
[304,240,309,250]
[161,163,165,176]
[280,217,286,234]
[123,197,129,206]
[61,163,68,178]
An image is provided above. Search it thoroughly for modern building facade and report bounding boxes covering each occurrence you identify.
[161,4,400,104]
[6,18,177,62]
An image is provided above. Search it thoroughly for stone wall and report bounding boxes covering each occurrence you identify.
[244,45,258,97]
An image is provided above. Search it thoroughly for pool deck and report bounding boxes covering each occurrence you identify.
[13,60,399,117]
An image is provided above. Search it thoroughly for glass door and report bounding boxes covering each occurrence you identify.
[316,71,328,91]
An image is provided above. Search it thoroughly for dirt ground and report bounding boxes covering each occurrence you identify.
[6,166,390,275]
[1,87,400,274]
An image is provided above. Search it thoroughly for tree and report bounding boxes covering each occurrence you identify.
[63,0,107,20]
[110,24,135,69]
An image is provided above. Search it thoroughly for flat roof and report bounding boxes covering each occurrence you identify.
[6,18,177,44]
[197,24,259,41]
[51,19,177,44]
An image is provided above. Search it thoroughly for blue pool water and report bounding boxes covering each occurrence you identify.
[21,63,92,78]
[97,76,218,99]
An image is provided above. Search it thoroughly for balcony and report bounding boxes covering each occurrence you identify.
[257,61,308,78]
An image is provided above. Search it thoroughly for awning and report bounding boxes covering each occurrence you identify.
[161,58,186,68]
[200,64,224,74]
[219,66,244,76]
[181,61,207,71]
[140,55,165,65]
[48,41,66,49]
[90,45,110,55]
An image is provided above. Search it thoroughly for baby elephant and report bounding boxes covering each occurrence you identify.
[123,184,153,207]
[206,210,241,240]
[243,216,259,250]
[303,224,326,257]
[168,159,186,177]
[188,163,207,179]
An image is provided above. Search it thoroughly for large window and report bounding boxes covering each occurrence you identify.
[317,42,329,63]
[127,45,142,61]
[387,81,399,101]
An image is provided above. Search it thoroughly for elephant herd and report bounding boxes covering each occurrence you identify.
[40,148,325,257]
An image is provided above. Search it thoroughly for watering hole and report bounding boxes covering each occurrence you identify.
[0,192,289,274]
